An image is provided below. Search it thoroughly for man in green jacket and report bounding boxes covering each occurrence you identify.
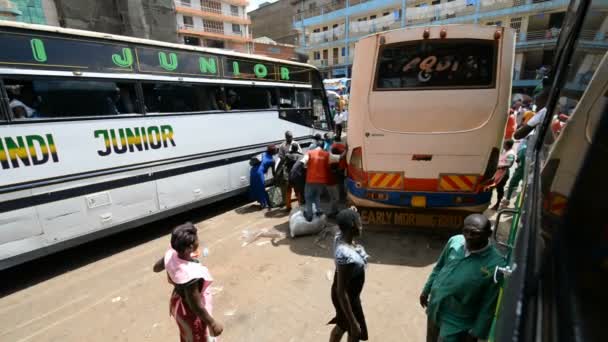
[420,214,504,342]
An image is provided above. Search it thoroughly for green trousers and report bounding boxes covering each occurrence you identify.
[505,163,524,200]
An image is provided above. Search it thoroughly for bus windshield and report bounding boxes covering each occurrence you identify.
[375,39,496,89]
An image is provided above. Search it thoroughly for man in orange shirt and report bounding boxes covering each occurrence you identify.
[504,109,517,140]
[301,140,341,221]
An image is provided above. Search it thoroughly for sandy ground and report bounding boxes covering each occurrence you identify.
[0,193,513,342]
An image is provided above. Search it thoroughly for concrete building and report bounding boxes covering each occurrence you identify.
[252,36,300,60]
[0,0,178,43]
[0,0,58,25]
[249,0,299,45]
[293,0,608,93]
[174,0,252,52]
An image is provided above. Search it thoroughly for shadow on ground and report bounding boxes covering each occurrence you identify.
[270,218,451,268]
[0,195,250,297]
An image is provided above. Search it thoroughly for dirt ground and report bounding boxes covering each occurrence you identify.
[0,195,509,342]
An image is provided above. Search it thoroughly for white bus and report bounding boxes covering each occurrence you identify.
[0,22,333,270]
[346,25,515,227]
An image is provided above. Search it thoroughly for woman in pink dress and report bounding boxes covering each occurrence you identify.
[153,223,223,342]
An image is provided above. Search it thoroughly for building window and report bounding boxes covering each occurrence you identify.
[230,5,239,16]
[201,0,221,14]
[358,17,367,22]
[322,26,328,31]
[314,51,320,60]
[182,16,193,27]
[383,12,390,16]
[432,0,441,4]
[184,36,200,46]
[309,2,316,11]
[313,28,320,33]
[510,17,523,34]
[232,24,241,33]
[341,47,346,56]
[205,39,225,49]
[203,19,223,33]
[370,15,377,20]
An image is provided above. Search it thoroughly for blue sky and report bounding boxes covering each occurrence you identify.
[247,0,278,12]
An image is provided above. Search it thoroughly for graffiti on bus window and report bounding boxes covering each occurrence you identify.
[376,40,495,89]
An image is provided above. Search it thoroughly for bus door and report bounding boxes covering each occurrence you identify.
[311,70,334,138]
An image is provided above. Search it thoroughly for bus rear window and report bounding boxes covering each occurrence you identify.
[375,39,496,90]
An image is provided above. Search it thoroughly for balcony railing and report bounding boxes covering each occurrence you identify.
[406,0,476,26]
[175,1,245,18]
[294,0,347,22]
[310,59,329,67]
[349,14,401,38]
[178,25,251,40]
[309,24,346,44]
[294,0,558,25]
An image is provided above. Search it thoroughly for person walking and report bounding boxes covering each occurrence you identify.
[334,110,344,139]
[501,141,527,208]
[420,214,504,342]
[153,223,224,342]
[491,139,516,210]
[249,145,278,209]
[328,209,369,342]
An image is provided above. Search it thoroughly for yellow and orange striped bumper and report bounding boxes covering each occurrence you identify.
[367,172,404,190]
[438,174,478,192]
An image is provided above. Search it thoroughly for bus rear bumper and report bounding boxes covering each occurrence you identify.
[346,178,491,212]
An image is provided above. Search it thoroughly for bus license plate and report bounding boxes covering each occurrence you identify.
[359,208,465,229]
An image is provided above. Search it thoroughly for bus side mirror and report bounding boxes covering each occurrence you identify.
[493,208,518,255]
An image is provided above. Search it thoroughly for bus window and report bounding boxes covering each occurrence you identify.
[296,89,312,108]
[278,88,314,127]
[142,83,221,113]
[224,86,276,110]
[278,88,296,109]
[375,39,496,89]
[4,78,138,119]
[313,89,330,129]
[278,88,311,109]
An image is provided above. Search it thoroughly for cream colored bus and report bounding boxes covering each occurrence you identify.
[346,25,515,227]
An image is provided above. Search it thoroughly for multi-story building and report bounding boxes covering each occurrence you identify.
[249,0,300,45]
[252,36,300,60]
[0,0,178,43]
[174,0,252,52]
[293,0,608,94]
[0,0,58,25]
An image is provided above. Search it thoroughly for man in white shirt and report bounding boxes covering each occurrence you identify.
[8,87,37,119]
[334,111,344,139]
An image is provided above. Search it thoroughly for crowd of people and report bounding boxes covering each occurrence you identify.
[152,208,505,342]
[489,87,569,210]
[248,130,348,221]
[149,88,571,342]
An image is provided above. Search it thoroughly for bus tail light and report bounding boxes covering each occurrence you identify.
[544,192,568,217]
[348,147,367,186]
